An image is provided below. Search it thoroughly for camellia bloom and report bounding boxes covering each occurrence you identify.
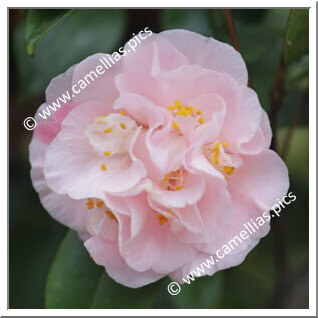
[30,29,289,288]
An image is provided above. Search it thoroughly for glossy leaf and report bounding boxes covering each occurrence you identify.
[284,9,309,65]
[45,230,103,308]
[45,230,164,308]
[169,273,224,309]
[14,9,126,102]
[25,9,73,55]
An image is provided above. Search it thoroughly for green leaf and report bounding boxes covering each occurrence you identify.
[90,272,165,309]
[45,230,103,308]
[25,9,73,55]
[9,162,67,308]
[14,9,126,102]
[277,127,309,184]
[284,9,309,65]
[169,273,224,309]
[45,230,163,308]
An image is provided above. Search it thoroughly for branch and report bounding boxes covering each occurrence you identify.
[223,9,240,52]
[223,9,254,88]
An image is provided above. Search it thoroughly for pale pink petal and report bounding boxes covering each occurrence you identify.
[122,33,188,75]
[146,123,186,174]
[113,93,168,127]
[118,195,198,274]
[84,236,164,288]
[230,150,289,210]
[29,138,88,232]
[118,207,165,272]
[116,35,188,107]
[161,29,248,85]
[150,172,205,208]
[148,197,204,235]
[44,102,146,199]
[176,179,233,246]
[72,53,121,105]
[45,64,76,104]
[34,102,78,144]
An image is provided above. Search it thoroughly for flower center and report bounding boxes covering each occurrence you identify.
[85,198,118,223]
[205,141,239,181]
[167,100,205,131]
[162,168,187,191]
[84,113,136,172]
[152,209,175,225]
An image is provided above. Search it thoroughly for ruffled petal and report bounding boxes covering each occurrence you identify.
[161,29,248,85]
[113,93,168,127]
[116,34,189,107]
[230,150,289,210]
[72,53,121,105]
[150,172,205,208]
[29,138,88,232]
[44,102,146,199]
[84,236,164,288]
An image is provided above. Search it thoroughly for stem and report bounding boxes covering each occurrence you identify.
[223,9,240,52]
[122,9,161,43]
[223,9,253,87]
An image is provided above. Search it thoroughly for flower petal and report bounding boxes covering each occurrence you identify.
[72,53,121,105]
[29,138,88,232]
[84,236,164,288]
[230,149,289,210]
[161,29,248,85]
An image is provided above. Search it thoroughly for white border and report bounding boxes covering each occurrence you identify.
[3,1,316,316]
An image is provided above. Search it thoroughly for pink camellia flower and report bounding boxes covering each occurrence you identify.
[30,29,289,288]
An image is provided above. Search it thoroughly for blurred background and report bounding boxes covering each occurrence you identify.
[9,8,309,309]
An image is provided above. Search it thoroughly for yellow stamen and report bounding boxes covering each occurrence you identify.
[120,110,126,116]
[166,209,175,216]
[98,115,106,118]
[96,200,104,208]
[208,140,234,179]
[104,127,113,134]
[105,210,118,223]
[120,123,126,130]
[223,166,235,175]
[198,117,204,124]
[174,100,183,109]
[104,151,111,157]
[163,169,185,192]
[172,121,179,130]
[101,163,107,171]
[167,105,174,110]
[86,198,94,210]
[211,141,221,165]
[197,109,202,115]
[157,214,168,225]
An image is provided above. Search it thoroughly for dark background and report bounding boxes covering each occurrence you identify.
[9,9,309,309]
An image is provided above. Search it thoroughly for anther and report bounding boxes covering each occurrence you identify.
[104,127,113,134]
